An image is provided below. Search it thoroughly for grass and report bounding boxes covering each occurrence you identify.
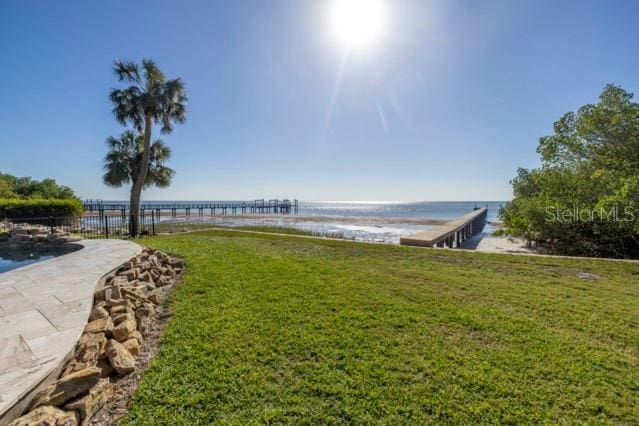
[153,222,313,235]
[124,229,639,424]
[154,222,347,239]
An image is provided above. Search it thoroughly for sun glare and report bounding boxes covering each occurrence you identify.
[331,0,386,49]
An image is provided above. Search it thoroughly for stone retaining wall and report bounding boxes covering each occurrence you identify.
[8,247,183,426]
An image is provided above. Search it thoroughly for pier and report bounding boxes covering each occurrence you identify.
[83,199,299,216]
[399,207,487,248]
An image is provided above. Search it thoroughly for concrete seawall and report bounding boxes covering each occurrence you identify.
[399,208,488,248]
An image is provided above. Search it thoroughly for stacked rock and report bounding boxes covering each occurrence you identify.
[0,225,82,244]
[9,247,183,426]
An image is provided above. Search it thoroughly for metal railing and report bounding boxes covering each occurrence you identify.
[83,199,300,215]
[3,207,315,240]
[1,212,158,240]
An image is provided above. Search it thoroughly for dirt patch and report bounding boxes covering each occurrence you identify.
[438,325,503,349]
[576,272,601,280]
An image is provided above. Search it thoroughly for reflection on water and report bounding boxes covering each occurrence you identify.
[96,200,503,243]
[298,201,504,222]
[99,200,505,222]
[0,244,81,274]
[159,216,433,243]
[283,221,432,243]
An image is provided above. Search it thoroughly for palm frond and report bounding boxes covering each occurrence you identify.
[110,59,187,135]
[109,87,145,130]
[145,164,175,188]
[103,131,174,189]
[159,78,187,133]
[113,60,141,85]
[142,59,165,84]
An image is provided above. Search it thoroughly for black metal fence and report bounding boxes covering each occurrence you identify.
[1,212,159,240]
[2,212,245,240]
[83,199,299,215]
[2,207,312,240]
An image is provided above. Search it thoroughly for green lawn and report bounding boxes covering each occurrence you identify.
[154,222,344,239]
[124,229,639,424]
[154,223,315,236]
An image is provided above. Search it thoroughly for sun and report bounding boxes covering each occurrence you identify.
[330,0,386,49]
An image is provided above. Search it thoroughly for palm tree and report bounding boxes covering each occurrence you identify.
[103,130,175,197]
[109,59,186,236]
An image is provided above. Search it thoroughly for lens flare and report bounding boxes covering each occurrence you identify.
[331,0,386,48]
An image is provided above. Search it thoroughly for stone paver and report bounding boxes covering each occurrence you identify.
[0,239,141,421]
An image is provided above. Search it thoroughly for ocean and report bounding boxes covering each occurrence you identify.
[108,200,506,244]
[291,201,504,242]
[297,201,504,222]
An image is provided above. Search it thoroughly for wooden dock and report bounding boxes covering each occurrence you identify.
[399,207,488,248]
[83,199,299,216]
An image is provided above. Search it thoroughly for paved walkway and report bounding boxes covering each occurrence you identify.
[0,239,141,422]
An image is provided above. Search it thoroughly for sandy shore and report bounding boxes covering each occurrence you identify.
[460,221,537,254]
[472,234,537,254]
[87,210,538,254]
[89,212,449,227]
[173,214,536,254]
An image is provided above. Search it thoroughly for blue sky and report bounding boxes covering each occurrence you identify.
[1,0,638,202]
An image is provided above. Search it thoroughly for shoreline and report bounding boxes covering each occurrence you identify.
[466,233,537,254]
[84,210,533,254]
[150,213,528,251]
[84,212,450,226]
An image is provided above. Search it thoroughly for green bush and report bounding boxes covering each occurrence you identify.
[0,173,80,201]
[0,199,84,219]
[500,84,639,258]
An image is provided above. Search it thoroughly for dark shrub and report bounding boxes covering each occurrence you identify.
[0,199,84,219]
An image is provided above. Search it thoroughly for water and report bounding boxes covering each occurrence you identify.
[94,200,504,222]
[165,215,441,243]
[0,245,81,274]
[297,201,504,222]
[138,200,506,244]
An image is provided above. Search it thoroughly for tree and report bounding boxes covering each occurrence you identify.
[0,172,79,201]
[103,130,175,195]
[0,177,16,198]
[500,84,639,258]
[109,59,186,236]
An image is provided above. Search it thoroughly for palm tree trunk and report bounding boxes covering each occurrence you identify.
[129,183,142,237]
[129,115,153,237]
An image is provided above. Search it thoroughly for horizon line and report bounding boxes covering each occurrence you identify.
[83,198,509,203]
